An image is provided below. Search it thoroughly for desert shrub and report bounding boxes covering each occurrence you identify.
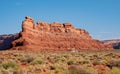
[12,53,21,57]
[2,61,18,69]
[64,53,72,58]
[86,67,98,74]
[10,70,20,74]
[26,65,41,74]
[50,65,56,70]
[30,59,43,65]
[50,64,66,70]
[54,57,67,63]
[18,55,35,64]
[1,68,22,74]
[92,60,102,65]
[99,60,108,65]
[69,69,91,74]
[67,60,75,65]
[13,71,20,74]
[68,65,91,74]
[49,64,68,74]
[106,60,120,69]
[1,70,9,74]
[63,54,70,58]
[93,54,98,58]
[76,60,83,64]
[77,60,90,65]
[0,58,3,64]
[54,69,69,74]
[2,68,22,74]
[111,67,120,74]
[105,53,113,57]
[0,70,2,74]
[82,60,90,64]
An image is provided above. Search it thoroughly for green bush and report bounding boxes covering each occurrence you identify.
[2,61,18,69]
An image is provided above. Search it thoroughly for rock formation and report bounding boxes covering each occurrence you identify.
[11,16,112,51]
[102,40,120,49]
[0,33,19,50]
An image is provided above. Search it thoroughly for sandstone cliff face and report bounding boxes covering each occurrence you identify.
[12,16,112,51]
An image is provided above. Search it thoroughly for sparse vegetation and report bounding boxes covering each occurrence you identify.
[30,59,43,65]
[0,50,120,74]
[1,61,18,69]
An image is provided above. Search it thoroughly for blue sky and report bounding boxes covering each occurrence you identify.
[0,0,120,40]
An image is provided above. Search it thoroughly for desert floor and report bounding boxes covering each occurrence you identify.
[0,50,120,74]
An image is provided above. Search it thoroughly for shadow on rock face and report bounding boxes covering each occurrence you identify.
[101,40,120,49]
[0,33,20,50]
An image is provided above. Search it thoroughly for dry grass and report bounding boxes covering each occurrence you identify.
[0,50,120,74]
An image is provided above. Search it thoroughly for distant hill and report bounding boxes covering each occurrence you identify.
[0,33,19,50]
[101,39,120,49]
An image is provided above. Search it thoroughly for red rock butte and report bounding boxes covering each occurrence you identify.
[11,16,112,51]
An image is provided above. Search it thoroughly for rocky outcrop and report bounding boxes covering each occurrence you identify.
[102,40,120,49]
[11,16,112,51]
[0,33,19,50]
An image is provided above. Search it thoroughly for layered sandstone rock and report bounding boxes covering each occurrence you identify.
[11,16,112,51]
